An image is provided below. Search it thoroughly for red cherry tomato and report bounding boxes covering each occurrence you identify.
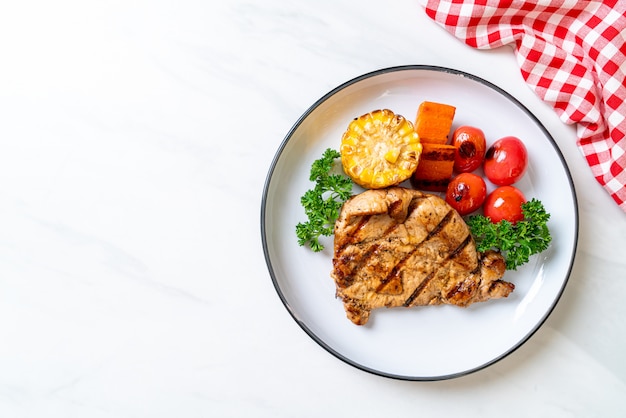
[452,126,487,173]
[483,186,526,224]
[445,172,487,215]
[483,136,528,186]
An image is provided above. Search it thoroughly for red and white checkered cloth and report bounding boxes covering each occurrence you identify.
[421,0,626,211]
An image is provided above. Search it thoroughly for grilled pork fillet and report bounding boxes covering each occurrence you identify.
[331,187,514,325]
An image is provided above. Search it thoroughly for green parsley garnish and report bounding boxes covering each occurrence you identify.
[466,198,552,270]
[296,148,353,252]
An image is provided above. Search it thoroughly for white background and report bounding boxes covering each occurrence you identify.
[0,1,624,417]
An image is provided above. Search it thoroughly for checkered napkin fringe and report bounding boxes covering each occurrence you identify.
[422,0,626,211]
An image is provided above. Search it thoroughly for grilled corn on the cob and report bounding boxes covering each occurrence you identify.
[340,109,422,189]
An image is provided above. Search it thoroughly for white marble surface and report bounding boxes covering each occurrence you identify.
[1,1,625,416]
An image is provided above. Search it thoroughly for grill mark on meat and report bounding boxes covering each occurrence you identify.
[407,196,420,212]
[403,271,435,306]
[446,277,470,300]
[332,256,353,288]
[344,242,380,287]
[377,263,401,293]
[424,209,454,239]
[348,224,399,288]
[336,215,372,254]
[335,221,399,288]
[376,211,452,292]
[448,234,472,259]
[403,223,472,305]
[354,215,372,235]
[378,210,454,295]
[375,249,406,293]
[336,219,397,258]
[407,195,423,216]
[471,255,483,275]
[374,228,415,293]
[443,236,477,302]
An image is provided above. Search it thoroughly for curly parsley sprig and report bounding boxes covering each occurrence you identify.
[466,198,552,270]
[296,148,353,252]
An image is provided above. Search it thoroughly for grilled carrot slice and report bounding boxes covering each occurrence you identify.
[410,143,456,191]
[414,101,456,144]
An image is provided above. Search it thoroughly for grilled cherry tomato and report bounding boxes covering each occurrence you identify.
[483,136,528,186]
[483,185,526,224]
[445,172,487,215]
[452,126,486,173]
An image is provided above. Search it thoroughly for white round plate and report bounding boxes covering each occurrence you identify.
[261,66,578,380]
